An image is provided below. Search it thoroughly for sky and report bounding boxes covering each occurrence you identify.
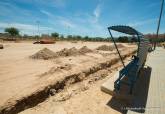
[0,0,164,37]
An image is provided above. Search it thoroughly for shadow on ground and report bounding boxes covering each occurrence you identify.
[106,66,152,114]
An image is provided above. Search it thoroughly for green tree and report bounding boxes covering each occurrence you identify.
[67,35,72,40]
[118,36,128,43]
[5,27,19,38]
[84,36,89,41]
[76,35,82,40]
[60,35,64,39]
[58,35,64,40]
[131,37,138,42]
[51,32,59,38]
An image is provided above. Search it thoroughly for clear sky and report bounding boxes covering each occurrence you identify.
[0,0,164,37]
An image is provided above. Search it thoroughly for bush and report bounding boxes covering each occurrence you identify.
[51,32,59,38]
[118,36,128,43]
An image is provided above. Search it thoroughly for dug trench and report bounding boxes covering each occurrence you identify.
[0,50,136,114]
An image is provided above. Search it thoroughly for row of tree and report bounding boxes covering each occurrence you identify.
[4,27,19,38]
[2,27,111,42]
[145,34,165,43]
[2,27,165,43]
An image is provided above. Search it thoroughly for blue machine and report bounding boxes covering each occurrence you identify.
[108,25,150,94]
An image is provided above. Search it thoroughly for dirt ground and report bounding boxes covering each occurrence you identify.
[19,69,120,114]
[0,41,136,114]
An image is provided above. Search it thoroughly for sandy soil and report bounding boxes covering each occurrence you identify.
[19,65,122,114]
[0,41,136,114]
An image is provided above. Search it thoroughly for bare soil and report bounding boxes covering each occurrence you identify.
[0,41,136,114]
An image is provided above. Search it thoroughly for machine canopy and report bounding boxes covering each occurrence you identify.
[108,25,142,36]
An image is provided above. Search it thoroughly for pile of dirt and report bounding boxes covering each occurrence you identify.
[0,44,3,49]
[96,44,125,51]
[117,44,125,48]
[79,46,93,53]
[31,46,93,59]
[96,45,114,51]
[56,47,80,57]
[30,48,57,60]
[56,46,93,57]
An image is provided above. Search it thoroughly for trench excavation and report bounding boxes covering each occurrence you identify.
[0,50,136,114]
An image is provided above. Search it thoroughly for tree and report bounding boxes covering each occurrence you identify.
[60,35,64,39]
[84,36,89,41]
[58,35,64,40]
[67,35,72,40]
[5,27,19,38]
[51,32,59,38]
[131,37,138,42]
[118,36,128,43]
[76,35,82,40]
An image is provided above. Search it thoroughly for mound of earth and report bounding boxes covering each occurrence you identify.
[56,47,80,57]
[56,46,93,57]
[79,46,93,53]
[30,48,57,60]
[31,46,93,59]
[117,44,125,48]
[96,44,125,51]
[96,45,114,51]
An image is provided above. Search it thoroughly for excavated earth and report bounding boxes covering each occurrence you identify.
[0,41,136,114]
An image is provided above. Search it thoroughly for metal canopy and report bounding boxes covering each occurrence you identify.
[108,25,142,35]
[107,25,143,68]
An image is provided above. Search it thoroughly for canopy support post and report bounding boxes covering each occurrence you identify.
[154,0,164,50]
[108,28,125,68]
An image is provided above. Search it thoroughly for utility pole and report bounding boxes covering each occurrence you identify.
[36,20,40,40]
[154,0,164,50]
